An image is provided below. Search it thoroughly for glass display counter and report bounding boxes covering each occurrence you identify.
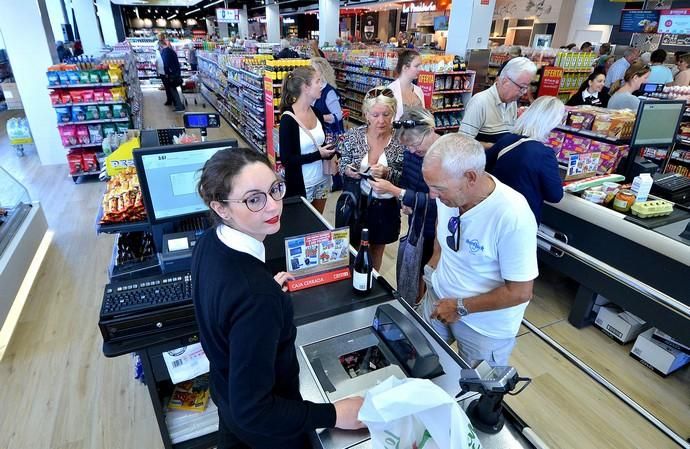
[0,167,32,258]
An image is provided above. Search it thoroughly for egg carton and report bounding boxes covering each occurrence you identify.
[630,200,674,218]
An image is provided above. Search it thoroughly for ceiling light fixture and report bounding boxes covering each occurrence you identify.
[204,0,224,8]
[167,14,177,20]
[185,8,201,15]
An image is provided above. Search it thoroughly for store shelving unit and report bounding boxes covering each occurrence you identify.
[420,70,475,134]
[331,61,395,125]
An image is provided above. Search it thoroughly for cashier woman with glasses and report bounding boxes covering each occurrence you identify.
[192,148,364,449]
[420,133,538,367]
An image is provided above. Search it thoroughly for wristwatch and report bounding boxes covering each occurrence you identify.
[398,189,406,203]
[456,298,469,317]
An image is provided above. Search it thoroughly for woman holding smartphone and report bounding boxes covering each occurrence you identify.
[338,86,404,271]
[192,148,364,449]
[279,66,337,213]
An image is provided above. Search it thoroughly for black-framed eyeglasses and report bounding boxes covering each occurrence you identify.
[446,215,460,252]
[219,180,286,212]
[365,87,395,99]
[505,76,529,94]
[393,119,427,129]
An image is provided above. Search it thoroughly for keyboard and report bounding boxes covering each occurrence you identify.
[655,173,690,192]
[100,271,192,319]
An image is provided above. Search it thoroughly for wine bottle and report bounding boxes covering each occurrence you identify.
[353,228,373,295]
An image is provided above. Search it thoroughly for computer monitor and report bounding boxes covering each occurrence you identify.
[133,139,238,225]
[630,99,686,147]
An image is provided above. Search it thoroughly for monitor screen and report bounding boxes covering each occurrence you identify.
[658,9,690,35]
[133,140,238,224]
[620,10,660,33]
[433,15,449,31]
[631,101,685,147]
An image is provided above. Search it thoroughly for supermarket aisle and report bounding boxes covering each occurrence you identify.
[0,88,686,449]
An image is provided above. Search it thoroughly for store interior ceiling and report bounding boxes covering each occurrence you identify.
[117,0,388,21]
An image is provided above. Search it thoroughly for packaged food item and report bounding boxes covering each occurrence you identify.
[59,125,77,146]
[102,123,117,136]
[110,87,127,102]
[82,151,99,172]
[58,71,71,85]
[98,70,111,83]
[631,200,674,218]
[566,110,597,129]
[98,105,112,119]
[112,104,128,118]
[76,125,90,144]
[89,70,101,84]
[69,90,83,103]
[86,105,100,120]
[583,189,606,204]
[108,66,123,84]
[444,75,453,91]
[88,125,103,144]
[103,89,114,101]
[55,106,72,123]
[435,76,444,91]
[591,111,636,139]
[115,122,129,133]
[47,71,61,86]
[93,89,105,102]
[613,189,636,212]
[68,71,81,85]
[67,152,84,174]
[61,91,72,104]
[71,105,86,121]
[81,90,95,103]
[453,76,461,90]
[79,71,90,84]
[50,91,62,105]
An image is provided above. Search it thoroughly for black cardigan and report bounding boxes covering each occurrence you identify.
[191,229,336,448]
[279,106,327,197]
[566,90,610,108]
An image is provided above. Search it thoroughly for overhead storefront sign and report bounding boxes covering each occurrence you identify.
[402,1,437,13]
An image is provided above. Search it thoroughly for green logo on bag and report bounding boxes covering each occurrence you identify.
[383,430,401,449]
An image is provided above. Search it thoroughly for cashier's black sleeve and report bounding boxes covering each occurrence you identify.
[227,290,336,438]
[279,113,323,167]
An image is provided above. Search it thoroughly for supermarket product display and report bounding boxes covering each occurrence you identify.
[127,37,195,85]
[47,48,143,182]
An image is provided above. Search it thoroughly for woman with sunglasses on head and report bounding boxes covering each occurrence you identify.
[338,86,405,271]
[485,96,564,223]
[368,107,441,304]
[388,49,425,120]
[279,66,337,213]
[607,63,651,111]
[192,148,365,449]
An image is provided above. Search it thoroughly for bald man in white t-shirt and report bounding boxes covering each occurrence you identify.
[420,133,538,366]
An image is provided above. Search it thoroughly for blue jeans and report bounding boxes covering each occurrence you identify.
[420,267,516,367]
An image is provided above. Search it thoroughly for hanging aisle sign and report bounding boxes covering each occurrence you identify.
[216,8,240,23]
[537,66,564,97]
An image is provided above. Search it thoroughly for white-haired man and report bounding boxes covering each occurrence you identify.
[421,133,538,366]
[605,47,640,88]
[459,57,537,148]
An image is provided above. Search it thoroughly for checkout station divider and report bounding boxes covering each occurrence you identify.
[97,134,540,449]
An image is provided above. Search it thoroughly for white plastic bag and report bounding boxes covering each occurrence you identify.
[358,376,482,449]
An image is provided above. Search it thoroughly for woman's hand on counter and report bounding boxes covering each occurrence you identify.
[334,396,366,430]
[273,271,295,292]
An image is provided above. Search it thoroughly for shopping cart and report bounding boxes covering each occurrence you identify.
[6,117,33,157]
[181,75,205,109]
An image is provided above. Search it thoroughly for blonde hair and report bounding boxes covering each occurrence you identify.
[279,66,317,112]
[513,96,565,142]
[610,62,651,94]
[362,87,397,118]
[396,107,435,144]
[310,57,336,88]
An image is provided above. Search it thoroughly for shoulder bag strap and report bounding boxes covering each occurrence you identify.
[281,111,319,150]
[497,137,533,160]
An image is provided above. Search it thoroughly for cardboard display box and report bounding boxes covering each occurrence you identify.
[630,328,690,376]
[594,305,647,344]
[1,82,23,110]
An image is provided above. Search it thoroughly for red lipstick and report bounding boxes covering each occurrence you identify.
[265,216,280,224]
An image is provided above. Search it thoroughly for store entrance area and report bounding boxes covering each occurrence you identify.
[0,87,687,448]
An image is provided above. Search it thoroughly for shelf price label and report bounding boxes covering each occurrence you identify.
[264,76,275,164]
[418,71,435,109]
[538,66,564,98]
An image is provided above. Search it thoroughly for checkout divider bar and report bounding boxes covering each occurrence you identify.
[537,231,690,321]
[521,319,690,449]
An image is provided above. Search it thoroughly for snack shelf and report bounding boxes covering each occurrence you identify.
[556,125,629,144]
[69,169,101,178]
[227,65,263,80]
[48,82,124,89]
[342,96,363,104]
[432,107,464,113]
[58,118,130,126]
[64,142,103,149]
[333,66,393,81]
[95,203,149,234]
[52,101,127,108]
[197,55,220,68]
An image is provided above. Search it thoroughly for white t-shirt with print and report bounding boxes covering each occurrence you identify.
[431,176,538,339]
[299,120,326,188]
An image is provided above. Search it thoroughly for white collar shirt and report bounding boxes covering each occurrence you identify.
[216,224,266,263]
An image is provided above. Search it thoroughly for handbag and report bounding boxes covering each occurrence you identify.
[396,192,428,306]
[281,111,338,175]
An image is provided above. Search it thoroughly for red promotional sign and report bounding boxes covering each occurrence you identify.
[286,266,351,292]
[264,76,275,164]
[418,71,435,108]
[480,0,489,5]
[537,66,564,97]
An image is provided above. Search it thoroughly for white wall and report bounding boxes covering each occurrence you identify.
[45,0,68,43]
[493,0,561,23]
[565,0,612,45]
[447,0,497,55]
[266,3,280,42]
[71,0,104,54]
[96,0,119,46]
[319,0,340,46]
[0,0,65,165]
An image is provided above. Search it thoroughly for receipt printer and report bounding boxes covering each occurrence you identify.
[159,231,199,272]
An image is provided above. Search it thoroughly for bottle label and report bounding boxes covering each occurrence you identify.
[353,271,369,291]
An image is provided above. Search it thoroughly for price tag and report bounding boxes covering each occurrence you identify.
[162,342,210,384]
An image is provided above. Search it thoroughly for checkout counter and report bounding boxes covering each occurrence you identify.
[101,195,539,449]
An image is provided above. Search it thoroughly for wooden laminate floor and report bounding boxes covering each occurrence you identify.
[0,90,687,449]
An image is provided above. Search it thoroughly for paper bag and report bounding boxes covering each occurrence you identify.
[358,376,482,449]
